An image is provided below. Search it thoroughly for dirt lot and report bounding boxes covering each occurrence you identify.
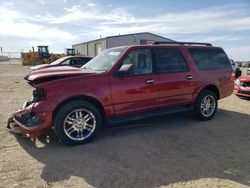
[0,63,250,188]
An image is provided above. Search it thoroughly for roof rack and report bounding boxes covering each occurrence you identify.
[153,41,212,46]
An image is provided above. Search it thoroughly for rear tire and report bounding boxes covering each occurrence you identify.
[193,90,217,121]
[54,100,102,145]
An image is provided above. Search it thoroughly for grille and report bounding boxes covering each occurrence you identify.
[242,82,250,87]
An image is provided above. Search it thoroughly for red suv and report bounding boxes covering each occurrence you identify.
[7,42,234,145]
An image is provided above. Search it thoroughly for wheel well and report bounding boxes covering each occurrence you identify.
[52,96,106,122]
[202,85,220,99]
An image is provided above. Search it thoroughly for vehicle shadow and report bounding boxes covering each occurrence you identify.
[15,109,250,188]
[238,96,250,101]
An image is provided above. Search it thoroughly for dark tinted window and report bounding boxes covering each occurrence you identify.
[189,48,231,70]
[73,58,85,65]
[155,48,189,73]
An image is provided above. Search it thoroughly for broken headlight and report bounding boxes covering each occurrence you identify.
[32,88,46,102]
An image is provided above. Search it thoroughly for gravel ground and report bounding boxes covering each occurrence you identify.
[0,63,250,188]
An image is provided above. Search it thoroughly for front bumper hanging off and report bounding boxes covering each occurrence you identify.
[7,101,53,138]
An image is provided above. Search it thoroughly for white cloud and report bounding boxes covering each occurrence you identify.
[99,7,250,34]
[0,6,24,20]
[0,20,74,40]
[44,4,250,36]
[0,6,74,41]
[178,35,245,43]
[87,2,96,7]
[225,46,250,61]
[48,6,134,24]
[38,0,45,5]
[93,24,160,37]
[64,5,81,12]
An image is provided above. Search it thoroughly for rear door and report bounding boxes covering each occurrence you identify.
[110,48,158,116]
[154,47,196,107]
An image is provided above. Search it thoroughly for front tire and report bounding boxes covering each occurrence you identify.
[193,90,217,121]
[54,100,102,145]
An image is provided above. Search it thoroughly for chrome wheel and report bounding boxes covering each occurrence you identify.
[63,108,96,141]
[200,95,216,117]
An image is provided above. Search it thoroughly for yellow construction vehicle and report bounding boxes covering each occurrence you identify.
[22,46,64,66]
[66,48,76,56]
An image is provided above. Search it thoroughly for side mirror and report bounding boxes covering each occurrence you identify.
[114,64,134,77]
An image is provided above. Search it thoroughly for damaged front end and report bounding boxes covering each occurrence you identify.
[234,77,250,98]
[7,66,88,138]
[7,86,53,138]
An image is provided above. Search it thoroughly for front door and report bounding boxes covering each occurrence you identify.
[110,48,158,116]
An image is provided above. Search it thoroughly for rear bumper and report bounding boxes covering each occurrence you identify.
[7,101,53,138]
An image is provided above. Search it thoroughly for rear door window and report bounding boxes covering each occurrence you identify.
[188,48,232,70]
[154,48,189,73]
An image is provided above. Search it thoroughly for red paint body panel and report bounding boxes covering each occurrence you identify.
[110,74,158,116]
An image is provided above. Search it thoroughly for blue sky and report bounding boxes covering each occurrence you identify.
[0,0,250,60]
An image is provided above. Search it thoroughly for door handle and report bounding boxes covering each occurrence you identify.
[146,79,154,84]
[186,75,193,80]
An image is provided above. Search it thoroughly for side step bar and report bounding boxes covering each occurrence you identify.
[107,105,193,125]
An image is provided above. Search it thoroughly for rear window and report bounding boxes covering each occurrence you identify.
[189,48,232,70]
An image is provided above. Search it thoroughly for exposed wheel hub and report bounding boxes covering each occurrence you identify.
[73,118,87,130]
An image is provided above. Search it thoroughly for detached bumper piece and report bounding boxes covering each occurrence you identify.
[7,111,48,138]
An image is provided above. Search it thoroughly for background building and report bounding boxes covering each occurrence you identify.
[72,32,174,57]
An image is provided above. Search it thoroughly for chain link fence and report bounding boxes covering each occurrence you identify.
[0,52,21,59]
[0,52,22,64]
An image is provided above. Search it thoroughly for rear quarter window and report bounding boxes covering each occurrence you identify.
[189,48,232,70]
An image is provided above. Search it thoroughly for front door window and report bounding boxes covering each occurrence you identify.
[120,49,153,75]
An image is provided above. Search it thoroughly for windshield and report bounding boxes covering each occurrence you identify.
[50,57,69,65]
[82,47,127,71]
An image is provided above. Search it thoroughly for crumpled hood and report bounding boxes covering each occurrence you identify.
[30,64,50,70]
[24,66,95,85]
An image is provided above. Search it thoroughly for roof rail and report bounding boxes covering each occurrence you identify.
[153,41,212,46]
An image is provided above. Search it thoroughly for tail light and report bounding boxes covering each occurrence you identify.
[230,71,235,81]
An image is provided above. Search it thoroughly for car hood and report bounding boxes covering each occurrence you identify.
[25,66,95,85]
[30,64,51,70]
[239,76,250,82]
